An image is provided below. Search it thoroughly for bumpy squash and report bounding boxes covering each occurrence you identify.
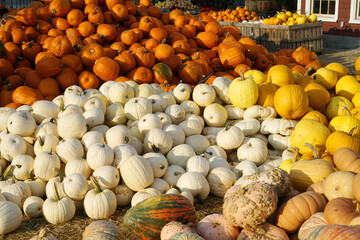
[123,194,196,240]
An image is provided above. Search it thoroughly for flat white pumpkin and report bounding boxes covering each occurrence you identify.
[216,125,244,150]
[203,103,228,127]
[2,180,32,208]
[83,108,105,128]
[34,151,61,181]
[237,137,268,166]
[31,101,59,124]
[150,178,170,193]
[208,156,231,171]
[143,128,173,155]
[108,82,135,105]
[162,165,185,186]
[0,134,27,161]
[268,134,291,151]
[7,111,36,137]
[192,84,216,107]
[138,83,156,98]
[105,125,132,149]
[124,97,152,121]
[233,160,258,178]
[207,167,237,197]
[204,146,227,160]
[185,135,210,155]
[57,113,87,139]
[65,158,92,179]
[105,103,127,127]
[84,97,107,114]
[11,155,34,180]
[177,172,210,200]
[155,112,172,126]
[113,144,137,169]
[138,113,162,136]
[225,105,245,120]
[81,131,105,151]
[166,144,196,168]
[58,104,83,118]
[148,94,167,113]
[0,201,22,235]
[62,173,89,200]
[92,166,120,189]
[165,104,186,125]
[180,100,201,116]
[99,81,116,99]
[163,124,186,147]
[212,77,232,104]
[234,119,261,136]
[131,188,161,206]
[56,138,84,164]
[23,196,44,218]
[186,156,210,177]
[34,134,59,155]
[173,83,192,103]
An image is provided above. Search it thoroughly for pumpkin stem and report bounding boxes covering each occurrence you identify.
[54,168,64,182]
[239,70,245,80]
[50,118,57,124]
[159,164,165,170]
[349,125,358,136]
[304,143,321,159]
[53,182,61,202]
[174,171,182,176]
[151,144,160,153]
[224,121,234,131]
[170,185,181,193]
[90,176,103,193]
[124,136,130,144]
[1,165,12,181]
[292,148,299,163]
[29,169,35,181]
[341,106,353,117]
[194,52,200,60]
[198,70,213,84]
[38,136,44,146]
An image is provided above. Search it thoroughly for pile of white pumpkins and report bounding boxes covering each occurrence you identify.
[0,77,298,235]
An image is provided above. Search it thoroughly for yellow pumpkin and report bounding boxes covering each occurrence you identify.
[256,83,278,108]
[335,75,360,101]
[292,70,303,79]
[279,148,299,174]
[301,110,328,126]
[294,75,316,89]
[304,82,330,110]
[274,84,309,119]
[326,62,350,78]
[351,107,360,119]
[352,91,360,108]
[355,56,360,72]
[290,119,330,155]
[324,96,353,120]
[328,114,360,139]
[312,68,338,90]
[229,74,259,108]
[267,65,294,87]
[290,143,336,192]
[244,70,266,85]
[326,126,360,156]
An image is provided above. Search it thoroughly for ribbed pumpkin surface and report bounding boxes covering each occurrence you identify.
[306,224,360,240]
[123,194,196,240]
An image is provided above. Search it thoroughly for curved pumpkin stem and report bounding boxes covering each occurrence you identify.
[29,169,35,181]
[90,176,103,193]
[54,168,64,183]
[170,185,181,193]
[38,136,44,147]
[292,148,300,163]
[151,144,160,153]
[349,125,358,136]
[53,182,61,202]
[304,143,321,159]
[224,120,234,131]
[1,165,12,181]
[198,70,213,84]
[341,106,353,117]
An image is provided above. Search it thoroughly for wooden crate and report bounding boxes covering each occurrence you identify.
[218,21,260,41]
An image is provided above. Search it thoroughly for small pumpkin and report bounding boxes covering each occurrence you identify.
[83,220,123,240]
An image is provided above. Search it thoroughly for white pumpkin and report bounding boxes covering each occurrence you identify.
[86,143,114,170]
[162,165,185,186]
[138,83,156,98]
[233,119,261,136]
[34,151,61,181]
[56,137,84,164]
[178,119,203,137]
[165,104,186,125]
[124,96,152,121]
[163,124,186,147]
[24,171,46,198]
[0,134,27,161]
[237,137,268,166]
[62,173,89,200]
[279,118,297,136]
[64,85,84,97]
[204,146,227,160]
[207,167,237,197]
[105,125,132,149]
[104,103,127,127]
[208,156,231,171]
[23,196,44,218]
[31,101,59,124]
[64,92,87,109]
[108,82,135,105]
[148,94,167,113]
[173,83,192,103]
[185,114,205,128]
[0,107,15,131]
[203,103,228,127]
[91,124,109,135]
[125,80,139,96]
[128,121,144,141]
[216,125,244,150]
[180,100,201,116]
[57,113,87,139]
[120,155,154,191]
[92,165,120,189]
[268,134,291,151]
[113,144,137,169]
[131,188,161,206]
[99,80,116,98]
[7,111,36,137]
[130,137,144,155]
[225,105,244,120]
[52,95,64,107]
[11,155,34,180]
[65,158,92,179]
[186,156,210,177]
[192,84,216,107]
[155,112,172,126]
[177,172,210,200]
[16,105,33,112]
[160,92,176,107]
[83,108,105,128]
[84,97,106,114]
[83,177,117,219]
[260,118,280,135]
[143,152,168,178]
[2,180,32,208]
[166,187,194,205]
[43,184,76,224]
[212,77,232,104]
[34,134,59,156]
[166,144,196,168]
[202,126,222,136]
[243,105,276,120]
[151,83,164,94]
[58,104,83,118]
[34,118,58,138]
[81,131,105,151]
[113,184,134,207]
[138,113,162,136]
[185,135,210,155]
[150,178,170,193]
[0,192,5,201]
[0,201,23,235]
[143,128,173,155]
[45,171,66,199]
[233,160,258,178]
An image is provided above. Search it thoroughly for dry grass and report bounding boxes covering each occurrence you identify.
[0,195,223,239]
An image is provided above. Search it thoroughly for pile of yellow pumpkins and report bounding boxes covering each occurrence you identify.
[263,11,318,25]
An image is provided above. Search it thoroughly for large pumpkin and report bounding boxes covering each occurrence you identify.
[12,86,43,105]
[123,194,196,240]
[93,57,120,81]
[229,74,258,108]
[324,197,360,225]
[267,65,294,87]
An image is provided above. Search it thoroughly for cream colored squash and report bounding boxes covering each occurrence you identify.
[233,160,258,178]
[202,126,222,136]
[203,103,228,127]
[234,119,261,136]
[83,108,105,128]
[11,155,34,180]
[150,178,170,193]
[126,80,139,96]
[177,172,210,200]
[124,96,152,121]
[160,92,177,107]
[84,97,106,114]
[113,144,137,169]
[268,134,291,151]
[131,188,161,206]
[237,137,268,166]
[186,156,210,177]
[180,100,201,116]
[120,155,154,191]
[45,170,66,199]
[204,146,227,160]
[162,165,185,186]
[34,151,61,181]
[64,85,83,97]
[91,124,109,135]
[113,184,134,207]
[84,88,101,97]
[323,171,355,201]
[131,136,144,155]
[148,94,167,113]
[7,111,36,137]
[16,105,32,112]
[163,124,186,147]
[24,170,46,198]
[0,134,27,161]
[243,105,276,120]
[165,104,186,125]
[216,125,244,150]
[62,173,89,200]
[23,196,44,218]
[178,119,203,137]
[86,143,114,170]
[155,112,172,126]
[212,77,232,104]
[138,114,163,136]
[105,103,127,127]
[34,134,59,155]
[99,80,116,99]
[108,82,134,105]
[64,91,87,108]
[185,114,205,128]
[105,125,132,149]
[173,83,192,103]
[0,201,23,234]
[31,101,59,124]
[52,95,64,107]
[138,83,157,98]
[65,158,92,179]
[2,180,31,208]
[151,83,164,94]
[185,135,210,155]
[208,156,230,171]
[143,152,168,178]
[58,104,83,118]
[56,137,84,164]
[192,84,216,107]
[0,107,15,131]
[58,113,87,139]
[207,167,237,197]
[143,128,173,155]
[81,131,105,152]
[225,105,244,120]
[92,165,120,189]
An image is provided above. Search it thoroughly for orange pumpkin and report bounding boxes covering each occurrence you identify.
[37,77,60,97]
[93,57,119,81]
[0,84,14,107]
[35,56,63,78]
[178,60,203,85]
[0,58,14,78]
[60,54,83,74]
[126,67,153,84]
[50,36,73,57]
[12,86,43,105]
[78,71,99,90]
[80,43,106,66]
[133,47,156,68]
[56,67,78,89]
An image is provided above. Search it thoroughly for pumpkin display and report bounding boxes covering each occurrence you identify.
[237,223,289,240]
[324,197,360,225]
[228,73,258,109]
[333,147,360,173]
[83,220,123,240]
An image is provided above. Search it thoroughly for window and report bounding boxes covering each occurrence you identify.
[357,0,360,19]
[305,0,339,22]
[350,0,360,23]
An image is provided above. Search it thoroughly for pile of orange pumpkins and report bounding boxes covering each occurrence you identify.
[198,7,260,22]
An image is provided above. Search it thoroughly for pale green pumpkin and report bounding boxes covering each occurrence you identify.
[229,75,258,108]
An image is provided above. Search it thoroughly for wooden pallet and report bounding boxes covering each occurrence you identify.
[218,21,324,54]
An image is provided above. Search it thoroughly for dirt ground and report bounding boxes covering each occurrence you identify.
[1,47,359,240]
